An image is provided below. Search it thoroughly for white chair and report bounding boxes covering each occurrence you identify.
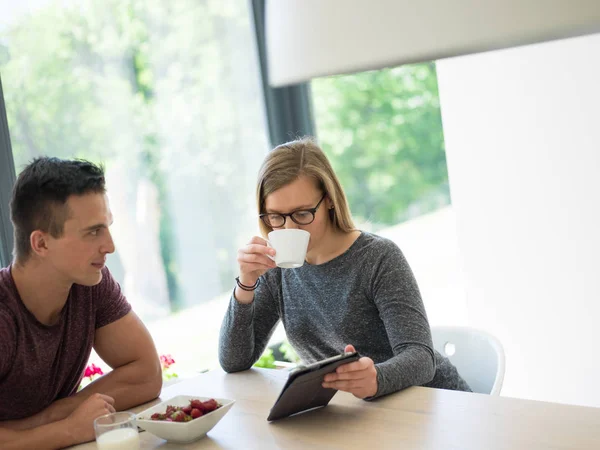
[431,326,505,395]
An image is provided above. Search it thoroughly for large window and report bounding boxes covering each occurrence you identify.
[0,1,467,377]
[0,0,270,375]
[312,63,449,229]
[312,64,467,326]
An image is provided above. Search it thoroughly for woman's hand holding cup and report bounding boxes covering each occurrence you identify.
[235,236,277,303]
[236,230,310,303]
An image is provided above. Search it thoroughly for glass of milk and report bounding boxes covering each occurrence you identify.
[94,412,140,450]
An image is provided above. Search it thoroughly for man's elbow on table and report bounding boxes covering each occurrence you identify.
[94,311,163,407]
[138,357,163,402]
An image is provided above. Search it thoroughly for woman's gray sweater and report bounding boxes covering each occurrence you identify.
[219,232,471,398]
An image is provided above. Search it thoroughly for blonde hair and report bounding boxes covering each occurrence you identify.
[256,137,356,237]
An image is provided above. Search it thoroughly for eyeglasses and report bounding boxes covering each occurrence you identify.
[260,194,327,228]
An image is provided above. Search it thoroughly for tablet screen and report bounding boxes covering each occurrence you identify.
[267,351,360,421]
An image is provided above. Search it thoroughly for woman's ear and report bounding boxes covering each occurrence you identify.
[325,194,333,210]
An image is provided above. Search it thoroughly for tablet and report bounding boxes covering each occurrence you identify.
[267,351,360,421]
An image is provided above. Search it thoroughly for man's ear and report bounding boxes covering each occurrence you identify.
[30,230,50,258]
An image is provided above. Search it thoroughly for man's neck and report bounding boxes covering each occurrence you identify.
[11,260,73,326]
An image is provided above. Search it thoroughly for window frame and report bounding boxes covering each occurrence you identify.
[250,0,315,147]
[0,75,16,267]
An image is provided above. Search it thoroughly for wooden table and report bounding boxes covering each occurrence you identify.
[72,368,600,450]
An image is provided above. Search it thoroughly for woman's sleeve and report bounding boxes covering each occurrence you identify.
[369,242,436,398]
[218,275,281,373]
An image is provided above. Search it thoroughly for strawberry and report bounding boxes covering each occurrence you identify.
[171,411,187,422]
[202,399,218,412]
[190,399,206,412]
[149,400,221,423]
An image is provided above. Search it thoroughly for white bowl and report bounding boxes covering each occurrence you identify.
[136,395,235,443]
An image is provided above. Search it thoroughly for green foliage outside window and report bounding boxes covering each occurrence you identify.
[1,2,449,315]
[254,341,300,369]
[0,0,265,309]
[312,63,450,228]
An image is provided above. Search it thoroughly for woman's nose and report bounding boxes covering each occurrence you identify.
[284,219,300,230]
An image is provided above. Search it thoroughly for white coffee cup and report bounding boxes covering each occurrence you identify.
[267,229,310,269]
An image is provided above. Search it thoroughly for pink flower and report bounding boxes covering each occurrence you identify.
[84,363,104,379]
[160,354,175,370]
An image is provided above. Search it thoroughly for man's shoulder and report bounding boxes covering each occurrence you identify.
[0,265,13,290]
[69,267,126,323]
[89,267,131,328]
[0,268,17,350]
[0,266,20,316]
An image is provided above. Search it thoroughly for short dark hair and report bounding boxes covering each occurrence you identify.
[10,157,106,262]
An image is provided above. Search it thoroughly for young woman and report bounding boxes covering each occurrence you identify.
[219,138,470,399]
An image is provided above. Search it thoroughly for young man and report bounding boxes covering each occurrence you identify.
[0,158,163,449]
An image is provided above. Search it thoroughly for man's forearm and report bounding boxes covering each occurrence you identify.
[0,413,47,431]
[2,358,161,431]
[0,419,75,450]
[82,358,162,410]
[0,395,80,431]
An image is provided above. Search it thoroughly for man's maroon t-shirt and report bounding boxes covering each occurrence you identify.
[0,266,131,420]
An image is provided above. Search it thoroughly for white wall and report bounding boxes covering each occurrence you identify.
[379,206,468,327]
[436,33,600,407]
